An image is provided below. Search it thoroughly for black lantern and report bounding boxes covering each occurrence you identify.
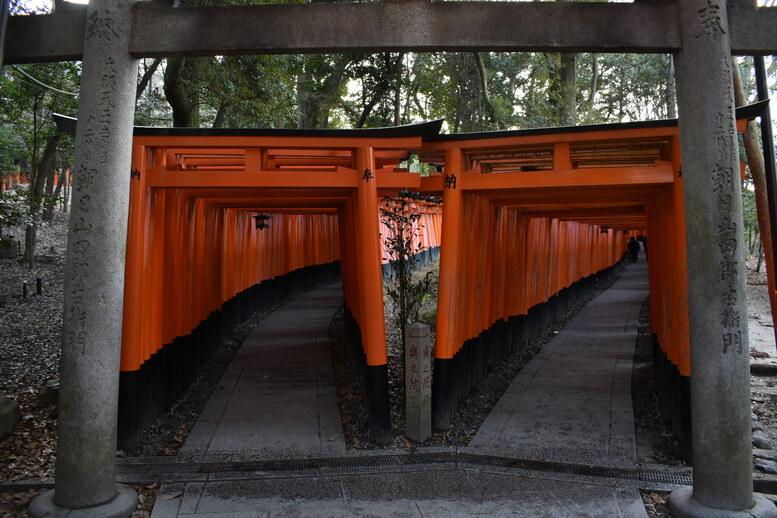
[254,213,271,230]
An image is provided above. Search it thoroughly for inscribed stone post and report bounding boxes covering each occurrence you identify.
[30,0,139,515]
[671,0,767,515]
[405,322,432,442]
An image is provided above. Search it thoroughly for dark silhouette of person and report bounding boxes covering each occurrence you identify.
[641,236,648,262]
[627,236,641,263]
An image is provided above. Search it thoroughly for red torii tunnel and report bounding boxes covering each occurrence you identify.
[110,108,760,449]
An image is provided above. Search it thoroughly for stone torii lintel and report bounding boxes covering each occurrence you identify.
[2,0,777,64]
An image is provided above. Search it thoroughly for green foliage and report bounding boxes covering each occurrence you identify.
[0,62,80,157]
[380,196,434,354]
[0,63,79,263]
[742,184,759,253]
[0,187,29,237]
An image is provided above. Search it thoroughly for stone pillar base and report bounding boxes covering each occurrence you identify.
[29,483,137,518]
[669,487,777,518]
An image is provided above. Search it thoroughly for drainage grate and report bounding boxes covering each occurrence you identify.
[117,451,691,486]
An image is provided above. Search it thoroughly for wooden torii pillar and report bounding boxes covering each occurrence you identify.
[354,145,391,443]
[432,148,465,430]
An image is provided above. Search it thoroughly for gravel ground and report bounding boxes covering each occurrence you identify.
[2,211,777,518]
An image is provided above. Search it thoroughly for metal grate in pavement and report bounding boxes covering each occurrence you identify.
[117,451,691,486]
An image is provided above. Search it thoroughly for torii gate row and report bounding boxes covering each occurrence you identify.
[111,118,669,450]
[50,104,763,518]
[7,1,776,517]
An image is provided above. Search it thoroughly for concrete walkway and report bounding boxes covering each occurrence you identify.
[179,282,347,458]
[151,263,653,517]
[468,260,647,467]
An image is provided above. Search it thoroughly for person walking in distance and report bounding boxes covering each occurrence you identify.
[627,236,641,263]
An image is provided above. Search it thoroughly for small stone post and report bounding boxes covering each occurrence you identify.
[29,0,139,516]
[405,322,432,442]
[670,1,775,516]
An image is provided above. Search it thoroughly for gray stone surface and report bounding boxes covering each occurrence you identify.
[180,282,346,458]
[405,322,431,442]
[675,0,754,510]
[29,484,138,518]
[754,459,777,475]
[150,269,652,517]
[669,486,777,518]
[754,430,775,450]
[7,3,777,64]
[34,0,139,514]
[467,261,646,468]
[151,467,648,518]
[0,396,21,441]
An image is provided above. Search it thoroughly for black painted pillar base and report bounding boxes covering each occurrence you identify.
[432,358,455,431]
[366,364,392,444]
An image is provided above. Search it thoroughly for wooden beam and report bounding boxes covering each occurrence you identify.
[460,165,674,192]
[145,169,359,188]
[375,172,421,190]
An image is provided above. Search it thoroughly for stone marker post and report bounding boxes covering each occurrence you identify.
[405,322,432,442]
[29,0,139,516]
[670,1,775,516]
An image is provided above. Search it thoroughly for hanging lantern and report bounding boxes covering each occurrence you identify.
[254,213,271,230]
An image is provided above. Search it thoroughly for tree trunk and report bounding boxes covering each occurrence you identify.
[164,57,198,127]
[356,53,403,128]
[297,65,315,129]
[589,54,599,106]
[49,168,66,215]
[393,54,403,126]
[732,57,777,344]
[473,52,500,130]
[212,100,229,128]
[666,55,677,119]
[24,132,60,266]
[558,52,577,126]
[136,57,161,99]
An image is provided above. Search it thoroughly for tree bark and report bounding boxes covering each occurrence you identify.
[473,52,500,130]
[136,57,161,99]
[164,57,198,127]
[589,53,598,105]
[666,55,677,119]
[558,52,576,125]
[732,56,777,345]
[24,132,60,266]
[212,99,229,128]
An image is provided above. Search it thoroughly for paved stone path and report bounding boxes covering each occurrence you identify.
[151,264,653,517]
[179,282,346,458]
[468,260,648,467]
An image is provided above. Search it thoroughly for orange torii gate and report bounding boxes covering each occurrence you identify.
[117,121,443,445]
[419,120,695,444]
[418,108,756,450]
[113,108,758,454]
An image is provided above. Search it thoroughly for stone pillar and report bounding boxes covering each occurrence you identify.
[29,0,139,516]
[405,322,432,442]
[0,0,9,68]
[670,1,774,516]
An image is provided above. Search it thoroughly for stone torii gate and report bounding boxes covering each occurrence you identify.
[2,0,777,517]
